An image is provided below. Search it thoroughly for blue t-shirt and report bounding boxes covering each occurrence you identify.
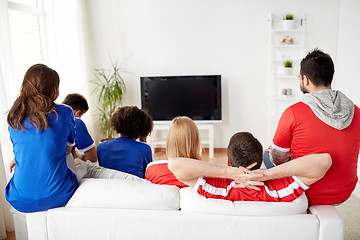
[74,118,95,152]
[5,104,78,213]
[97,137,152,178]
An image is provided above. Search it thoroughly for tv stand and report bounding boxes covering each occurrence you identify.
[148,123,214,158]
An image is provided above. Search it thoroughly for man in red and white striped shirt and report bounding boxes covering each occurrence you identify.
[169,132,332,203]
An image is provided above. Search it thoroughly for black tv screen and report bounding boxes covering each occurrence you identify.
[140,75,221,123]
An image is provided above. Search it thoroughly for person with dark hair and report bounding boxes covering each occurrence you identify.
[264,49,360,205]
[227,132,263,169]
[5,64,78,213]
[168,131,332,202]
[96,106,153,178]
[62,93,97,162]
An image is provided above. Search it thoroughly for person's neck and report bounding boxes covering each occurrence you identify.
[121,134,136,140]
[308,85,332,93]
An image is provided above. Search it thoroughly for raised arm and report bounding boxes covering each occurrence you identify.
[269,148,291,165]
[168,157,263,188]
[255,153,332,186]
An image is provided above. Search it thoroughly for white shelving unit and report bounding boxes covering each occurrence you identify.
[267,13,307,145]
[148,124,214,158]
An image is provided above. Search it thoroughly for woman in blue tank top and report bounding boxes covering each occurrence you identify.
[5,64,78,213]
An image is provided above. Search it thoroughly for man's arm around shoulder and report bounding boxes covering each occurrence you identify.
[168,158,263,188]
[255,153,332,186]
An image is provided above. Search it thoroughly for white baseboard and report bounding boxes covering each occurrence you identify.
[353,182,360,199]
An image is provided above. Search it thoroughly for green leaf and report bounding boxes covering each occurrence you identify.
[91,59,127,139]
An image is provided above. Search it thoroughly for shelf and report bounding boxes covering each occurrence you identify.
[272,59,300,64]
[267,13,306,146]
[270,75,298,79]
[271,29,304,33]
[271,44,305,48]
[269,95,301,101]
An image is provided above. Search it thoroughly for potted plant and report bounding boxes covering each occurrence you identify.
[283,14,295,30]
[283,59,293,75]
[92,61,126,140]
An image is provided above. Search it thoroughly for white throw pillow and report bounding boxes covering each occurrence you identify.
[179,187,308,216]
[66,178,180,210]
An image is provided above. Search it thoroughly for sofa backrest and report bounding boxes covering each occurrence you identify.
[179,187,308,216]
[66,178,180,210]
[66,178,308,215]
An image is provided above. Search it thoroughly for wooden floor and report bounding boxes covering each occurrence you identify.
[2,231,15,240]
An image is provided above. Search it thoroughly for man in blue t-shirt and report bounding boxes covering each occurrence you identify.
[63,93,97,162]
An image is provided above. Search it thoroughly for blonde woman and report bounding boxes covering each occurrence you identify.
[145,116,201,187]
[146,116,258,188]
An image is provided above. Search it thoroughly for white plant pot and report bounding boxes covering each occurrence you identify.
[284,67,293,76]
[283,19,295,30]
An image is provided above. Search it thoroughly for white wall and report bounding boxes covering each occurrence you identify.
[82,0,350,148]
[335,0,360,196]
[336,0,360,106]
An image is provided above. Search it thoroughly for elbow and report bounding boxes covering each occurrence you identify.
[322,153,332,169]
[270,149,290,165]
[319,153,332,176]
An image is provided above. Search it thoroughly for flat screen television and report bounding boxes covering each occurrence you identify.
[140,75,222,124]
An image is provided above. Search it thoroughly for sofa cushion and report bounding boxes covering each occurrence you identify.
[179,187,308,216]
[66,178,180,210]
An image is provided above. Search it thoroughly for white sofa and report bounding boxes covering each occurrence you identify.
[13,178,344,240]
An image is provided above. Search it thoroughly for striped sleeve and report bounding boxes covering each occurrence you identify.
[195,176,308,202]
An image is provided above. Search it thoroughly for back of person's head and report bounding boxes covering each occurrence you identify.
[227,132,263,170]
[111,106,153,140]
[166,116,202,160]
[300,49,334,87]
[7,64,60,131]
[62,93,89,114]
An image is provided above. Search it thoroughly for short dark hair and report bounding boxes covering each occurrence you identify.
[227,132,263,170]
[300,49,334,87]
[111,106,153,140]
[62,93,89,113]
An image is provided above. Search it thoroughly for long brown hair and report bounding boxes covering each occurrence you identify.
[166,116,202,160]
[7,64,60,131]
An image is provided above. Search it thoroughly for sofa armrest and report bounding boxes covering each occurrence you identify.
[308,205,344,240]
[26,211,48,240]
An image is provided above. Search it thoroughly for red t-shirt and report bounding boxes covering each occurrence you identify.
[273,102,360,205]
[195,176,308,202]
[145,160,189,188]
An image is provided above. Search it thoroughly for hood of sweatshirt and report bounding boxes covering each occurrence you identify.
[301,89,354,130]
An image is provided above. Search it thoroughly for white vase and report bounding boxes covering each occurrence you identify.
[284,67,293,76]
[283,19,295,30]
